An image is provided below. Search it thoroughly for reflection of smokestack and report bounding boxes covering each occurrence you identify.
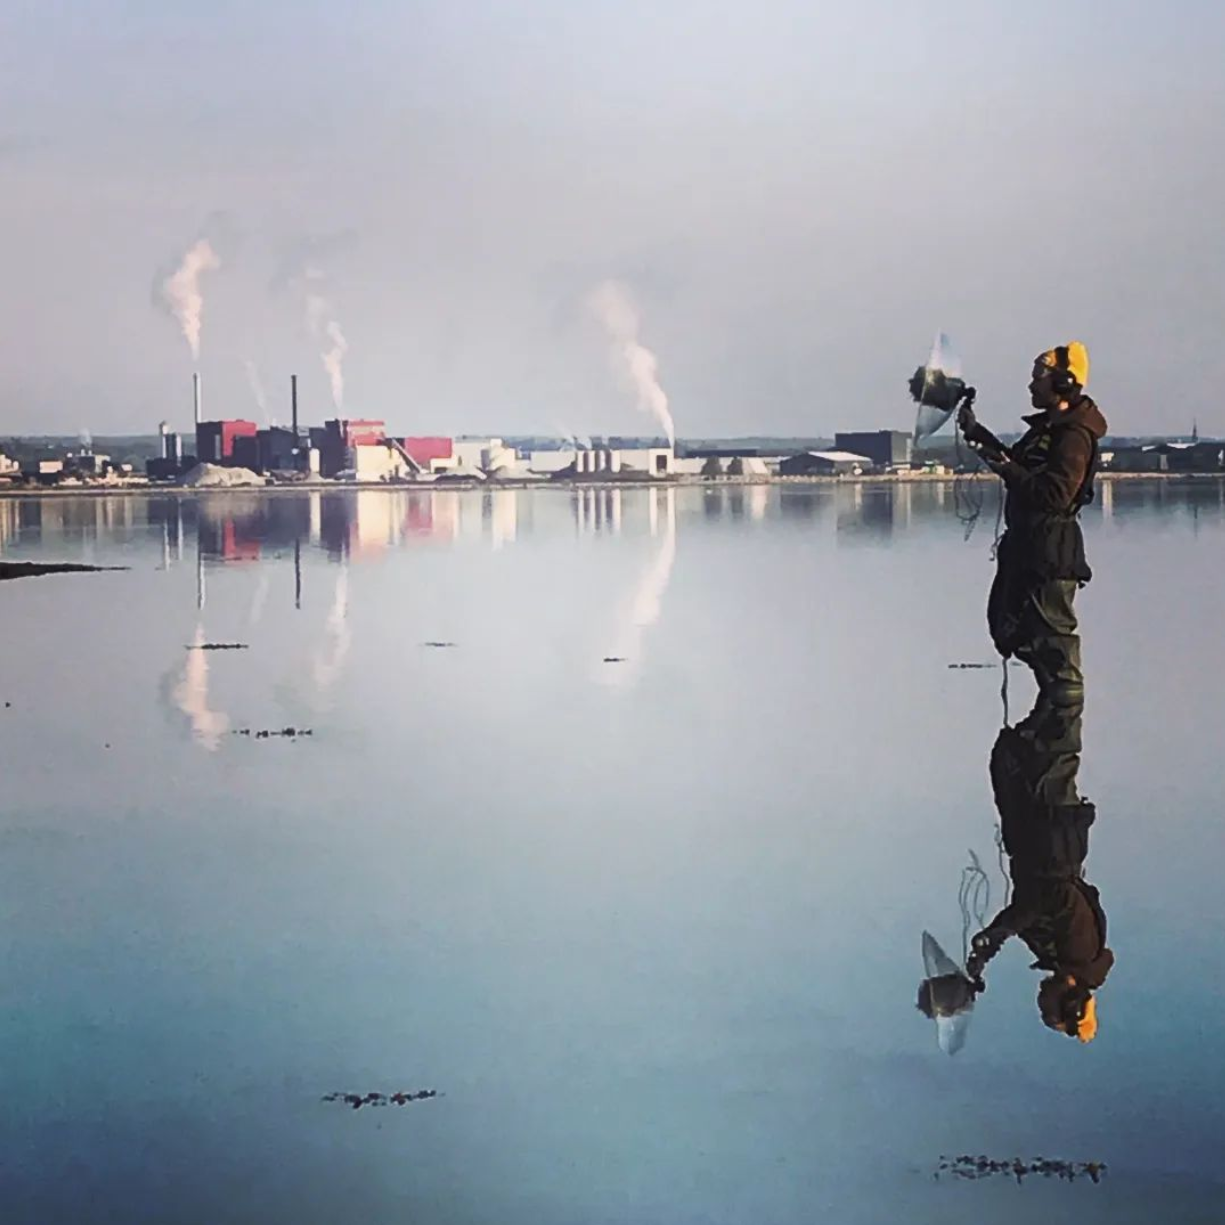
[291,374,299,437]
[196,547,205,612]
[294,536,302,610]
[193,371,202,427]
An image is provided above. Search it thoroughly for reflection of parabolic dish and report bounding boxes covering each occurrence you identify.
[919,931,976,1056]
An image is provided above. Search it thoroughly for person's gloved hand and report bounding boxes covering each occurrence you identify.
[971,927,1005,955]
[956,388,978,434]
[965,927,1006,980]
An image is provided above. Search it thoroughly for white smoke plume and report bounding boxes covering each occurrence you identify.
[322,320,348,409]
[161,239,220,360]
[243,359,269,422]
[248,569,271,627]
[306,286,348,409]
[588,280,675,447]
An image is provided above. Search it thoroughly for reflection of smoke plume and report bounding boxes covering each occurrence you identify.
[248,570,271,626]
[311,568,351,698]
[161,239,220,360]
[596,489,677,688]
[243,359,269,421]
[171,623,229,750]
[588,280,675,447]
[306,288,348,409]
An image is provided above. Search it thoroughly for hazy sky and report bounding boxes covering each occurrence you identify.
[2,0,1223,439]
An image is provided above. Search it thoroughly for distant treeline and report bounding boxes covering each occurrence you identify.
[1,435,162,466]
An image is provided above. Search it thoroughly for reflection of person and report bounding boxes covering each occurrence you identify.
[956,345,1107,700]
[967,693,1113,1042]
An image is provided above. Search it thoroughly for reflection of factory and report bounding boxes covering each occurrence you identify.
[573,487,625,534]
[0,495,141,545]
[189,495,311,562]
[179,488,535,564]
[0,498,19,551]
[834,482,916,541]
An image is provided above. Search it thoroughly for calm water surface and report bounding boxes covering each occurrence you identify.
[2,482,1223,1224]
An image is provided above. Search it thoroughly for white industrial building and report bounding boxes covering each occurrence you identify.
[442,437,519,476]
[674,454,778,476]
[343,442,420,482]
[528,445,675,477]
[779,450,873,477]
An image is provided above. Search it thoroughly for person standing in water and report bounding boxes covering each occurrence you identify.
[957,344,1107,701]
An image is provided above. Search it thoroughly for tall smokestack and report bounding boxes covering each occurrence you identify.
[193,371,202,428]
[291,374,299,437]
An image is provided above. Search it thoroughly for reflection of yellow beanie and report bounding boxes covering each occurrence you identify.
[1076,994,1098,1044]
[1039,342,1090,389]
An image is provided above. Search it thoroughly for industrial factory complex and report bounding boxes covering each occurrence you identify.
[131,374,933,486]
[148,419,924,485]
[3,373,1222,490]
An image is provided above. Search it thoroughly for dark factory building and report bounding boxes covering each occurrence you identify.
[833,430,913,470]
[257,427,300,472]
[196,419,259,466]
[310,418,388,478]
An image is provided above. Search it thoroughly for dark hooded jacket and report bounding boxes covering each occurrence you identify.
[968,395,1108,582]
[981,698,1114,989]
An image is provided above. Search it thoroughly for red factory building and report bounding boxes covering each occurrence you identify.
[190,417,458,480]
[336,418,386,447]
[196,420,259,467]
[400,437,453,469]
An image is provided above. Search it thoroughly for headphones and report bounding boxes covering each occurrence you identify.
[1048,346,1078,395]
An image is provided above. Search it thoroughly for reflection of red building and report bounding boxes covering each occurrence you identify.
[403,494,435,536]
[198,511,262,561]
[196,420,259,464]
[221,518,262,561]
